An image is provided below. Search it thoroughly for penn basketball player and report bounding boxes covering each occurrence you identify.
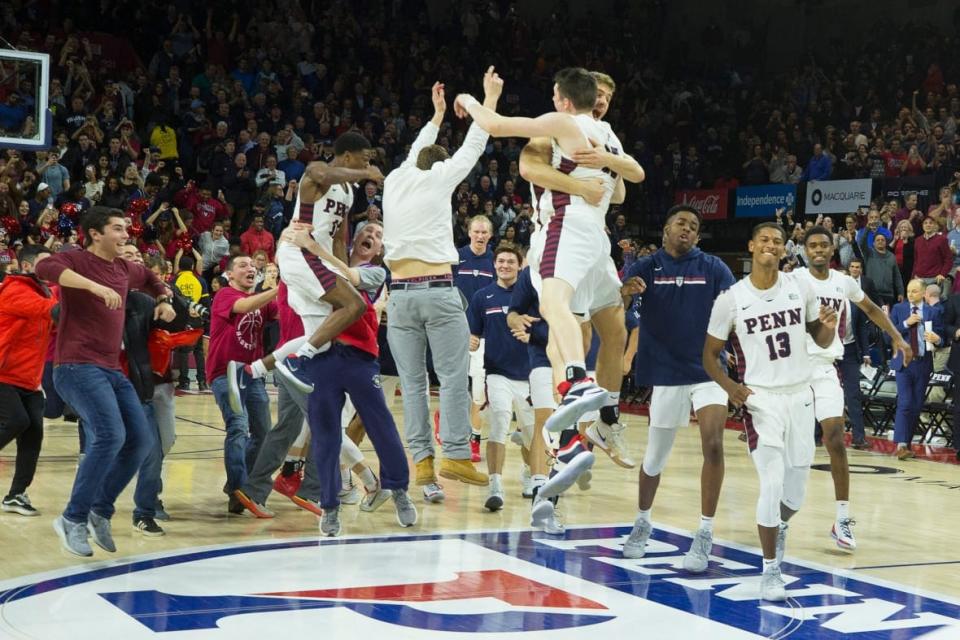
[703,222,838,602]
[225,133,383,412]
[517,71,643,468]
[454,67,643,437]
[620,205,736,573]
[796,226,911,551]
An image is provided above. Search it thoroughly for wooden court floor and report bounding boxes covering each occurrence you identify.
[0,388,957,600]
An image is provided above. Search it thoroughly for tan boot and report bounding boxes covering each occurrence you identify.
[415,456,437,485]
[439,458,489,485]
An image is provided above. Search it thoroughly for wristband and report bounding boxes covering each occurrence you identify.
[156,296,173,306]
[463,95,479,110]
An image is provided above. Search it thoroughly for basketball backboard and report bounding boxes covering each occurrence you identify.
[0,49,52,150]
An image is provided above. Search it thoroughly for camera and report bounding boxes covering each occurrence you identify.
[188,300,210,319]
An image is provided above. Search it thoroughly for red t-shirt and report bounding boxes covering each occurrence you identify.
[187,194,228,235]
[35,250,167,369]
[206,285,278,383]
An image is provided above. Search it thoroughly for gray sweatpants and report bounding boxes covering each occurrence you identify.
[386,286,471,462]
[241,376,321,504]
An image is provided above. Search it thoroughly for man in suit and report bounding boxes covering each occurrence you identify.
[846,281,874,450]
[889,279,944,460]
[940,286,960,460]
[848,258,878,305]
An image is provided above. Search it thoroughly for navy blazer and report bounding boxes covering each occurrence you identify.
[888,300,944,370]
[848,301,871,360]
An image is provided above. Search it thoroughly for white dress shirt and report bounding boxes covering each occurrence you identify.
[383,121,489,266]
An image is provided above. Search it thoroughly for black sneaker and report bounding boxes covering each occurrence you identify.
[133,516,165,537]
[176,381,191,391]
[1,494,39,516]
[197,382,209,393]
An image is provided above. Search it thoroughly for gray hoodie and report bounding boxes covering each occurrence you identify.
[864,248,904,301]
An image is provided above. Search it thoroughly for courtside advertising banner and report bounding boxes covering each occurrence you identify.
[804,179,873,214]
[674,189,728,221]
[734,184,796,217]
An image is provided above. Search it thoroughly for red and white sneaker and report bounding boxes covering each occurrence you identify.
[470,434,481,462]
[433,409,443,445]
[831,518,857,551]
[273,470,303,498]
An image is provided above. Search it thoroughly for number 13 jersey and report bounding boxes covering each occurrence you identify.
[707,272,820,390]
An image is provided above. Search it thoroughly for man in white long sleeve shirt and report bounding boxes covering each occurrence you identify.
[382,69,502,501]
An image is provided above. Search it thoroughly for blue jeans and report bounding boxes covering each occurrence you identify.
[133,401,163,520]
[211,375,271,493]
[54,364,150,523]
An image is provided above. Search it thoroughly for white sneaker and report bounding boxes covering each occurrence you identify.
[831,518,857,551]
[682,528,713,573]
[760,565,787,601]
[544,380,608,433]
[530,497,563,534]
[585,420,635,468]
[484,486,504,512]
[623,518,652,559]
[520,465,533,499]
[422,482,445,503]
[338,482,361,505]
[359,486,391,512]
[775,522,788,565]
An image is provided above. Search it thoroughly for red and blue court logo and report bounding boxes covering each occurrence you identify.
[0,525,957,638]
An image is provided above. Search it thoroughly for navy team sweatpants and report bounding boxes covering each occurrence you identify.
[304,342,410,509]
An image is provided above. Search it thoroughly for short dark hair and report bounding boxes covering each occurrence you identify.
[80,206,125,245]
[225,254,251,272]
[751,221,787,242]
[416,144,449,169]
[494,244,523,264]
[178,255,195,272]
[145,173,164,188]
[18,244,51,266]
[849,257,864,268]
[334,132,371,156]
[803,224,833,246]
[664,204,701,226]
[553,67,597,111]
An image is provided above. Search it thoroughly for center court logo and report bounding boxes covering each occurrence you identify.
[1,527,957,639]
[99,569,612,633]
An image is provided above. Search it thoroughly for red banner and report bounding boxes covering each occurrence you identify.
[674,189,728,221]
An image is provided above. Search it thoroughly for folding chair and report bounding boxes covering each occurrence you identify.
[862,368,898,436]
[919,370,954,444]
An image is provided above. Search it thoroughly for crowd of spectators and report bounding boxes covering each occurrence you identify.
[2,2,960,278]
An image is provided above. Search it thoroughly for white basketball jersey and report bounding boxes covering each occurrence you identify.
[726,273,816,389]
[794,268,863,362]
[534,113,621,229]
[291,182,354,252]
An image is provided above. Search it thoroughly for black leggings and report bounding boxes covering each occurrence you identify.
[0,383,45,497]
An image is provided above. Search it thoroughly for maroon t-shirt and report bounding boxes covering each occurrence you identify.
[206,285,278,383]
[35,249,167,369]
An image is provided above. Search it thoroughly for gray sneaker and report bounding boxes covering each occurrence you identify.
[392,489,418,527]
[87,511,116,552]
[760,565,787,601]
[623,518,652,559]
[320,505,341,537]
[359,486,392,512]
[682,528,713,573]
[422,482,445,503]
[53,516,92,557]
[775,522,788,565]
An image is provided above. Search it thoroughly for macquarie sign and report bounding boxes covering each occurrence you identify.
[805,179,873,215]
[674,189,728,221]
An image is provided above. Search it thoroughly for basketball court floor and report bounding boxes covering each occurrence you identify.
[0,390,957,639]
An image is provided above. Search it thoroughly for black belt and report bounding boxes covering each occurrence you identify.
[389,280,454,291]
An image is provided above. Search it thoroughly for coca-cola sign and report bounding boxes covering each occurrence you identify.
[674,189,728,221]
